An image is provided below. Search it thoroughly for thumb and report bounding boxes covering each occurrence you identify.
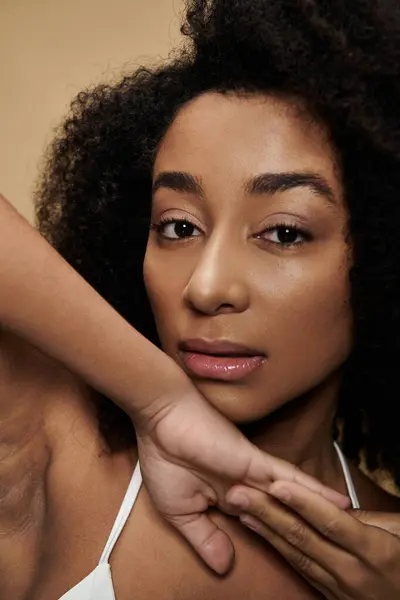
[350,510,400,537]
[167,512,234,575]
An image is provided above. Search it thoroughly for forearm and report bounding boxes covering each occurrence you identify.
[0,194,184,420]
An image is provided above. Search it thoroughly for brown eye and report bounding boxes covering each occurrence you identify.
[257,223,310,247]
[154,218,202,240]
[274,226,300,245]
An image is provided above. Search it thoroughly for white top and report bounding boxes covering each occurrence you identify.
[59,443,360,599]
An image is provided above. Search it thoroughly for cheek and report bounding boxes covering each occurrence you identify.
[294,260,351,333]
[261,255,353,383]
[143,250,184,343]
[276,264,350,326]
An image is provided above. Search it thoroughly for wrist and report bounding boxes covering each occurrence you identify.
[129,358,195,432]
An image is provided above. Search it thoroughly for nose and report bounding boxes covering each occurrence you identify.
[182,234,250,316]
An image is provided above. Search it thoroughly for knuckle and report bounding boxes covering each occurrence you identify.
[250,495,271,521]
[319,517,340,539]
[291,550,313,574]
[285,521,307,548]
[254,503,269,522]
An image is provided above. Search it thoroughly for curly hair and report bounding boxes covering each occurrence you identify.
[35,0,400,488]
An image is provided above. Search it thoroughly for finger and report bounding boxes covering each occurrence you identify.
[267,481,373,557]
[351,510,400,538]
[240,514,335,593]
[228,487,348,573]
[166,512,234,575]
[253,453,350,509]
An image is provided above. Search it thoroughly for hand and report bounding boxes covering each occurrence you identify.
[135,389,350,575]
[226,480,400,598]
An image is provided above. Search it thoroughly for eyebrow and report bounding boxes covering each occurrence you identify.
[152,171,203,196]
[246,172,336,204]
[152,170,336,205]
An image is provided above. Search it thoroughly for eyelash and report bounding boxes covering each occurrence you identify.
[150,216,312,248]
[256,221,312,247]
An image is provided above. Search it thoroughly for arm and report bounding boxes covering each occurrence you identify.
[0,193,182,422]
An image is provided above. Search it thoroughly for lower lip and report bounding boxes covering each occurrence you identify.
[180,352,266,381]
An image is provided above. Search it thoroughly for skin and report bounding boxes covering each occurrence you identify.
[1,91,399,600]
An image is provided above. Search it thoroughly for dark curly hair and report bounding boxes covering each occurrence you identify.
[35,0,400,488]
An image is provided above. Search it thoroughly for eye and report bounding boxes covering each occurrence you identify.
[256,223,311,247]
[151,217,202,240]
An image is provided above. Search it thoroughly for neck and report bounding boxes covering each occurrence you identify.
[241,373,348,495]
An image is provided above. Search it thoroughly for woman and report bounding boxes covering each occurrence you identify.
[2,0,400,598]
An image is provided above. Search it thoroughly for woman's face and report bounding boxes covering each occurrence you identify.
[144,92,352,424]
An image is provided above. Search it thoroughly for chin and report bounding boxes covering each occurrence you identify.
[192,378,278,424]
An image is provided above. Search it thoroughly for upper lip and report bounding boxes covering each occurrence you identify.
[179,338,266,357]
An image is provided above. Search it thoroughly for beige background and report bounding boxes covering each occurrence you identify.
[0,0,182,222]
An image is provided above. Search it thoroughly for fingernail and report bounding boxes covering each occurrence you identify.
[270,487,291,503]
[326,490,351,509]
[240,514,261,532]
[228,491,249,509]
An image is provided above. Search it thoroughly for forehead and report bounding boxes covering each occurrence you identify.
[154,92,341,194]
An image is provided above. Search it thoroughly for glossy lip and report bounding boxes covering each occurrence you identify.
[179,338,266,357]
[178,338,267,381]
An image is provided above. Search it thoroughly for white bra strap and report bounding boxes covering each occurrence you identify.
[99,462,143,564]
[333,441,360,509]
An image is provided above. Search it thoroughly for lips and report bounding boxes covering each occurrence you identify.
[179,339,266,381]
